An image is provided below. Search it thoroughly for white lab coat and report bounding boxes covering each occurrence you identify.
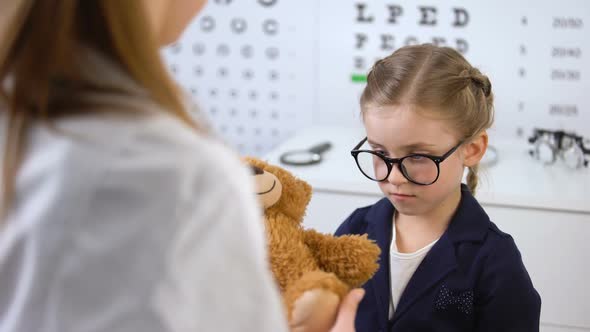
[0,49,288,332]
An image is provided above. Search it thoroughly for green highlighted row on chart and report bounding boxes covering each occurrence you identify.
[351,74,367,83]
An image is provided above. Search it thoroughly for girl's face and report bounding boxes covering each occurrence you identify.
[144,0,208,46]
[363,104,469,217]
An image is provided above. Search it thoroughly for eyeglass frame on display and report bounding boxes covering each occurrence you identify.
[528,128,590,168]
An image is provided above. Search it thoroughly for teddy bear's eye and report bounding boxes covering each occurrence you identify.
[250,165,264,175]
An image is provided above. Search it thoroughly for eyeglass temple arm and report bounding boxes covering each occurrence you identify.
[352,137,368,151]
[439,141,463,161]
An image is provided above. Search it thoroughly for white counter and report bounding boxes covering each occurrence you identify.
[264,125,590,213]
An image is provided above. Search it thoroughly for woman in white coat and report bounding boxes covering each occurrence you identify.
[0,1,362,331]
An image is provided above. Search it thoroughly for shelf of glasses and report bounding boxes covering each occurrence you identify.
[263,125,590,214]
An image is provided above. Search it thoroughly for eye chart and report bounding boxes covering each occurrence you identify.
[317,0,589,139]
[164,0,589,155]
[163,0,315,155]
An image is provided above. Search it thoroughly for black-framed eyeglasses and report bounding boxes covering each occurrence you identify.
[351,137,463,185]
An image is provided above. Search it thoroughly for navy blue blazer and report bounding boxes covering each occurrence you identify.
[335,185,541,332]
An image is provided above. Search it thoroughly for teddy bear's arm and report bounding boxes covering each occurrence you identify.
[302,229,381,288]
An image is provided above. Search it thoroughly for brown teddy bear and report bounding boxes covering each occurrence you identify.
[244,157,381,331]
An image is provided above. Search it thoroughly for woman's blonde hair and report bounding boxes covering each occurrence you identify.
[360,44,494,194]
[0,0,198,219]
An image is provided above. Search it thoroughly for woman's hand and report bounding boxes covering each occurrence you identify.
[329,288,365,332]
[289,288,365,332]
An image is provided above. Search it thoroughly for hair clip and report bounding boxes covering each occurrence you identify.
[470,77,491,97]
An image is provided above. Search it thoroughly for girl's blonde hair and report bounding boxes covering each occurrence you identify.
[0,0,198,219]
[360,44,494,194]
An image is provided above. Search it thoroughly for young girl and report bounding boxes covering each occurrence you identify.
[0,1,361,331]
[336,44,541,331]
